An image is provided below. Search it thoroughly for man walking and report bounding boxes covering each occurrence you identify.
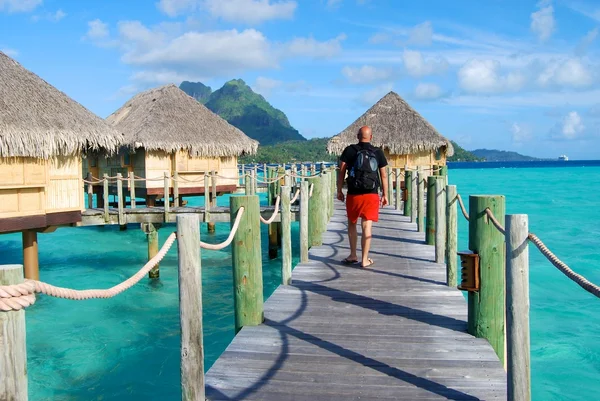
[337,126,388,268]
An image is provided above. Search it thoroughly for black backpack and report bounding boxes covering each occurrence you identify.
[348,145,380,191]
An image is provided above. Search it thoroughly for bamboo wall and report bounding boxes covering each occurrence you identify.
[46,156,83,212]
[385,149,447,170]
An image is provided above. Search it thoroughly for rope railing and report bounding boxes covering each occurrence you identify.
[456,194,470,221]
[290,189,300,204]
[0,233,177,312]
[200,207,245,250]
[309,183,314,198]
[260,196,281,224]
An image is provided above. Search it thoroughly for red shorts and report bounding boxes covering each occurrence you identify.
[346,194,380,223]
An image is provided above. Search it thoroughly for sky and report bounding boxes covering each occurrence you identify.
[2,0,600,159]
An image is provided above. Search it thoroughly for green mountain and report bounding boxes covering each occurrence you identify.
[447,141,484,162]
[239,138,336,164]
[179,81,212,103]
[471,149,540,162]
[180,79,306,146]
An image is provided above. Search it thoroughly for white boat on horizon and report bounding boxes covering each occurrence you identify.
[558,155,569,161]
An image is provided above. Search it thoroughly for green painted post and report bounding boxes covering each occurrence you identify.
[404,170,412,217]
[230,195,264,333]
[307,175,325,247]
[439,165,448,177]
[426,176,436,245]
[468,195,506,364]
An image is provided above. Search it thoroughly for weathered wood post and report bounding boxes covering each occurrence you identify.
[387,166,393,204]
[310,163,316,176]
[206,172,215,234]
[176,214,205,401]
[426,176,437,245]
[244,173,252,195]
[468,195,506,364]
[144,223,160,279]
[22,231,39,280]
[434,177,446,263]
[230,195,264,332]
[446,185,458,286]
[240,164,245,187]
[252,168,258,195]
[506,214,531,401]
[301,164,307,179]
[300,180,309,262]
[129,171,136,209]
[268,168,278,259]
[103,173,109,223]
[117,173,125,226]
[307,175,324,246]
[281,185,292,285]
[164,172,170,222]
[0,264,28,401]
[211,170,217,208]
[86,172,93,209]
[173,171,180,208]
[411,169,417,224]
[395,168,401,211]
[417,168,425,232]
[404,170,412,217]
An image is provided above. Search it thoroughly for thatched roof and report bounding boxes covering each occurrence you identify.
[106,85,258,157]
[327,91,454,156]
[0,51,123,159]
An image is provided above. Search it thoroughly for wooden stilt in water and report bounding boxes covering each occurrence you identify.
[300,180,309,262]
[0,264,28,401]
[230,195,264,333]
[22,230,39,280]
[176,214,205,401]
[145,223,160,279]
[446,185,458,286]
[426,176,436,245]
[468,195,506,364]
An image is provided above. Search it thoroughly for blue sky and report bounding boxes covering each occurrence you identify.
[2,0,600,159]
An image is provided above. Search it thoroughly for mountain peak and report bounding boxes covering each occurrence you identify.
[179,81,212,104]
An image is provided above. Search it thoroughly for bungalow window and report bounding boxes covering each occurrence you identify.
[122,153,131,167]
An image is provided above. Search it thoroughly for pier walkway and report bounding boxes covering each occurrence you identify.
[205,202,507,400]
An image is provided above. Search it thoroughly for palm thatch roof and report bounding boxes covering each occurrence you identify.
[106,85,258,157]
[327,91,454,156]
[0,51,123,159]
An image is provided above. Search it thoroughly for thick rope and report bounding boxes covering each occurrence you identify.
[260,196,281,224]
[456,194,470,221]
[200,207,245,250]
[484,208,506,235]
[0,233,177,312]
[309,183,314,198]
[290,189,300,204]
[528,233,600,298]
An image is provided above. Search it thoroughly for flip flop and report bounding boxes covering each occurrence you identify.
[341,258,359,265]
[361,258,375,268]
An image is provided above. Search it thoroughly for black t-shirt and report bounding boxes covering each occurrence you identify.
[340,142,388,195]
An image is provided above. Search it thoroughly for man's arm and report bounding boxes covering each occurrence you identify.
[379,166,389,207]
[337,161,347,201]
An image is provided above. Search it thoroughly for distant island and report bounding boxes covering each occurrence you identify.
[470,149,540,162]
[447,141,484,162]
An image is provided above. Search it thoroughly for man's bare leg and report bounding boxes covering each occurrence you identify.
[361,219,373,267]
[346,219,358,262]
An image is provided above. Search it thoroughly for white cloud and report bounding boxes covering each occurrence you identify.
[32,9,66,22]
[253,76,282,96]
[414,83,444,100]
[536,58,594,88]
[157,0,200,17]
[358,83,393,106]
[341,65,394,84]
[575,28,599,56]
[552,111,585,139]
[0,0,42,13]
[566,2,600,22]
[458,59,526,94]
[284,34,346,59]
[1,48,19,57]
[368,33,391,44]
[407,21,433,46]
[402,50,448,78]
[205,0,297,24]
[85,19,110,40]
[510,122,533,142]
[531,1,555,41]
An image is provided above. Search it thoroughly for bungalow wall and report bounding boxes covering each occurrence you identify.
[384,149,447,170]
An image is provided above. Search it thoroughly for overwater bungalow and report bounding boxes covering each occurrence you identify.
[87,84,257,205]
[327,91,453,171]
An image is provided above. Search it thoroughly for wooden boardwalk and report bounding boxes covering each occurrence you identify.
[205,202,507,400]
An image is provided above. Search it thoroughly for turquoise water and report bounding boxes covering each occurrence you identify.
[449,167,600,401]
[0,166,598,399]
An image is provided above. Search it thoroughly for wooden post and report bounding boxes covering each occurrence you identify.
[322,172,330,221]
[307,175,325,247]
[205,172,215,233]
[147,223,160,279]
[468,195,506,364]
[281,185,292,285]
[129,171,136,209]
[103,173,109,223]
[22,231,39,280]
[301,164,307,179]
[417,168,425,232]
[117,173,124,226]
[176,215,205,401]
[211,170,217,208]
[411,169,417,224]
[0,264,28,401]
[173,171,179,208]
[268,167,278,258]
[164,172,170,222]
[86,172,93,209]
[300,181,309,262]
[230,195,264,332]
[434,177,446,263]
[241,164,245,187]
[395,168,401,211]
[506,214,531,401]
[387,166,393,204]
[404,170,412,217]
[244,173,252,195]
[426,176,436,245]
[446,185,458,287]
[252,168,258,195]
[310,163,316,176]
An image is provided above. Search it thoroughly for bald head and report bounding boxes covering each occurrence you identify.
[357,126,372,143]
